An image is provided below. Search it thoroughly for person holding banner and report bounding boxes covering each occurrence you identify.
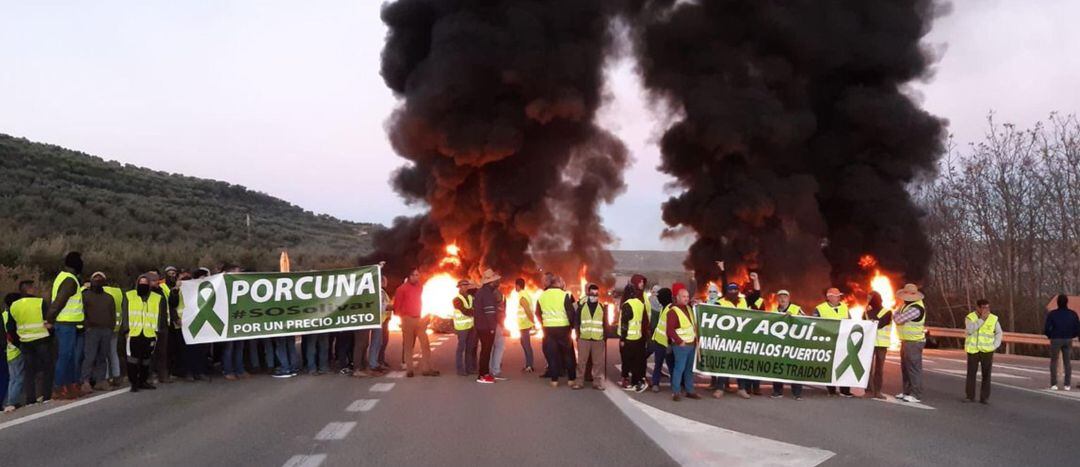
[667,285,699,401]
[816,288,854,398]
[770,290,804,400]
[865,292,890,400]
[715,272,762,399]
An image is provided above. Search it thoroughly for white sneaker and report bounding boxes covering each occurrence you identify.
[1066,386,1072,391]
[1050,385,1059,391]
[895,393,907,400]
[904,395,922,403]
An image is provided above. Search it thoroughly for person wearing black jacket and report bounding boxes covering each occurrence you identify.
[1044,294,1079,390]
[619,275,651,393]
[472,269,504,384]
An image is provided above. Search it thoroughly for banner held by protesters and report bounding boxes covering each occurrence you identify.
[694,304,876,388]
[179,265,383,344]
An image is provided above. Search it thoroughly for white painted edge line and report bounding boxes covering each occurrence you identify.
[0,388,128,432]
[370,382,396,392]
[346,399,379,412]
[283,454,327,467]
[902,361,1080,403]
[602,381,834,466]
[932,368,1028,380]
[315,421,357,440]
[871,394,935,410]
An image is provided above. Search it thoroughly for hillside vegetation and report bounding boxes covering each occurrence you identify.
[0,134,376,289]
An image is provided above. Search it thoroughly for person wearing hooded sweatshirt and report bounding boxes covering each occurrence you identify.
[619,274,651,393]
[47,251,85,400]
[80,272,116,392]
[1044,294,1079,391]
[123,274,166,392]
[648,287,675,393]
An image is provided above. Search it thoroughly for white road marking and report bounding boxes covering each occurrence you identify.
[932,368,1028,380]
[603,386,834,466]
[871,393,935,410]
[385,371,406,379]
[908,362,1080,403]
[315,422,357,440]
[0,389,128,432]
[346,399,379,412]
[370,382,396,392]
[991,363,1046,375]
[283,454,326,467]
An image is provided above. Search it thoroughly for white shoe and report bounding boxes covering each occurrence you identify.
[904,395,922,403]
[1066,386,1072,391]
[895,393,907,400]
[1050,385,1059,391]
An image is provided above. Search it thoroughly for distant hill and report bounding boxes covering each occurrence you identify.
[0,134,377,287]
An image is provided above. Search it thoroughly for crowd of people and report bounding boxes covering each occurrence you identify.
[1,252,1075,414]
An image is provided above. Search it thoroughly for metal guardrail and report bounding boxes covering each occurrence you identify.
[926,326,1069,346]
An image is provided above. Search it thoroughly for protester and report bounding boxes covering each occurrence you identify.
[536,273,575,387]
[667,285,700,401]
[572,284,607,390]
[163,266,186,379]
[1044,294,1079,391]
[893,283,928,403]
[4,294,24,411]
[220,265,248,381]
[272,334,301,378]
[648,287,675,393]
[102,282,125,387]
[397,268,438,378]
[490,284,508,381]
[816,287,853,398]
[123,274,166,392]
[618,275,651,393]
[714,267,763,399]
[8,282,52,405]
[965,299,1002,403]
[473,269,504,384]
[515,278,535,373]
[147,271,177,384]
[770,290,804,400]
[2,301,12,411]
[182,268,212,381]
[48,251,86,400]
[80,271,116,392]
[864,292,890,400]
[452,280,477,376]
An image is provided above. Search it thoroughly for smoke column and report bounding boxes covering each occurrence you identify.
[626,0,948,294]
[369,0,627,285]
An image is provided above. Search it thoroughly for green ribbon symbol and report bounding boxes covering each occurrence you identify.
[188,282,225,336]
[834,326,866,380]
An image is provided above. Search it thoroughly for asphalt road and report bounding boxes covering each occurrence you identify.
[1,333,1078,466]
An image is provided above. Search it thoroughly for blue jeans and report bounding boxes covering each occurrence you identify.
[490,326,505,376]
[772,381,802,397]
[53,324,83,387]
[274,337,300,373]
[671,345,696,395]
[650,342,675,387]
[6,354,25,407]
[739,379,760,391]
[455,328,477,374]
[0,351,8,406]
[303,334,330,373]
[222,341,245,376]
[367,328,382,370]
[520,330,534,368]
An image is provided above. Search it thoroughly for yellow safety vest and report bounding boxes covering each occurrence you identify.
[538,289,570,327]
[10,297,48,342]
[897,300,926,342]
[653,305,672,346]
[965,312,998,353]
[52,271,84,323]
[875,307,892,347]
[3,310,20,361]
[579,303,605,341]
[773,304,803,316]
[125,290,161,338]
[815,302,849,320]
[671,305,696,344]
[453,294,474,331]
[618,298,645,341]
[103,286,125,332]
[517,292,534,331]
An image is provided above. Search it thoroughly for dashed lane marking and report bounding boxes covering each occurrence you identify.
[346,399,379,412]
[385,371,406,379]
[370,382,396,392]
[315,422,357,440]
[932,368,1029,380]
[0,388,128,432]
[283,454,326,467]
[898,360,1080,403]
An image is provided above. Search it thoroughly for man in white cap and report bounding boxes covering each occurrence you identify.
[893,283,927,403]
[816,287,852,397]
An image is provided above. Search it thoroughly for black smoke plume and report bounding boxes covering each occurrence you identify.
[367,0,627,287]
[625,0,948,296]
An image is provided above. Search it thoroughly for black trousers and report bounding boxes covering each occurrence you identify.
[334,331,354,368]
[546,327,576,381]
[22,337,55,403]
[867,347,888,396]
[966,351,993,402]
[183,343,209,377]
[621,339,648,385]
[477,328,496,377]
[541,334,555,377]
[379,319,390,366]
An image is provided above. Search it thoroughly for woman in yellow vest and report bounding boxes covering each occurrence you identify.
[123,274,166,392]
[515,278,535,373]
[964,299,1001,404]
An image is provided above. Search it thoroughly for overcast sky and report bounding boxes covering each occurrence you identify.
[2,0,1077,250]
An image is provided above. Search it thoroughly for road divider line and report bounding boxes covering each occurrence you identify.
[871,394,935,410]
[0,388,127,432]
[283,454,326,467]
[346,399,379,412]
[370,382,396,392]
[897,360,1080,403]
[315,422,357,440]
